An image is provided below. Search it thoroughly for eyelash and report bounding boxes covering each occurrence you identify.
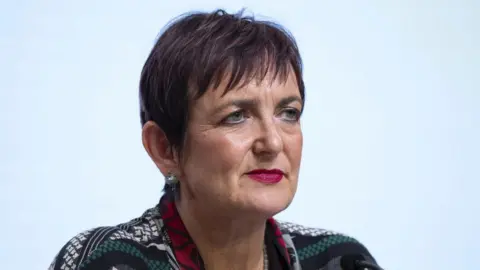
[221,108,301,125]
[280,108,301,122]
[222,110,249,125]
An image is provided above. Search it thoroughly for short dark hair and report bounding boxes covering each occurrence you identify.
[139,9,305,194]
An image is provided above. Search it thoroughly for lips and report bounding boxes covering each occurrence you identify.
[247,169,284,184]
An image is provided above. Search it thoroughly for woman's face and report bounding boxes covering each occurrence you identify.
[179,71,303,217]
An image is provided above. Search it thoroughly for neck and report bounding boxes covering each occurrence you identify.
[176,197,267,270]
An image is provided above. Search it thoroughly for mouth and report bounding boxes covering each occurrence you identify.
[246,169,284,184]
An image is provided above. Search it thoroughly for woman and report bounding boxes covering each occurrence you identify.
[50,9,381,270]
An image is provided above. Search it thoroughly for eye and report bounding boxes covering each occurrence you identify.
[222,110,247,124]
[279,108,301,122]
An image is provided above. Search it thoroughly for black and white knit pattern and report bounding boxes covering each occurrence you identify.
[278,220,346,237]
[49,207,163,270]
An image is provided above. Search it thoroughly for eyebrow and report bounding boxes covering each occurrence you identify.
[278,96,303,109]
[213,95,303,114]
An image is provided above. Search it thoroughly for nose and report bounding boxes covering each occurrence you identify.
[252,119,283,158]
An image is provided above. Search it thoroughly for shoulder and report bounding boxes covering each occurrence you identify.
[49,207,171,270]
[276,220,379,269]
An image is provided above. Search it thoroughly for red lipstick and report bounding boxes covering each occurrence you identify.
[247,169,284,184]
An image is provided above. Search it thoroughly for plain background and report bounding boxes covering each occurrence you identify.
[1,1,478,269]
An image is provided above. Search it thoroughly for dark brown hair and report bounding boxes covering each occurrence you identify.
[139,9,305,193]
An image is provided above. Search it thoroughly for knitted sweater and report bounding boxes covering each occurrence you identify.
[49,195,379,270]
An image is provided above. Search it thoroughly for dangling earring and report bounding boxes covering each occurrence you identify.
[165,173,179,194]
[165,173,179,185]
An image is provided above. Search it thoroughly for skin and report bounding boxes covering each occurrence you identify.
[142,70,303,270]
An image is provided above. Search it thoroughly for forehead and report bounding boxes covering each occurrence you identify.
[199,71,301,103]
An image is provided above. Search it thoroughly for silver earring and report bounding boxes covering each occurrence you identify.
[165,173,178,186]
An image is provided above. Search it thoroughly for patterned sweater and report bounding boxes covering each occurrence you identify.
[49,195,379,270]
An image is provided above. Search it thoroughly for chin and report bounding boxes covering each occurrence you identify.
[245,189,295,218]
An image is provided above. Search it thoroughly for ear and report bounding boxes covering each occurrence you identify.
[142,121,179,176]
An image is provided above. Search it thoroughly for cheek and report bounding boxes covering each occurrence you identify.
[184,131,253,175]
[284,131,303,169]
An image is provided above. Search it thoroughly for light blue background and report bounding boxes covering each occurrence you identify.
[1,1,478,269]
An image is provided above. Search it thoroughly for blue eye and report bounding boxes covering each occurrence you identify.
[280,108,301,122]
[223,110,246,124]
